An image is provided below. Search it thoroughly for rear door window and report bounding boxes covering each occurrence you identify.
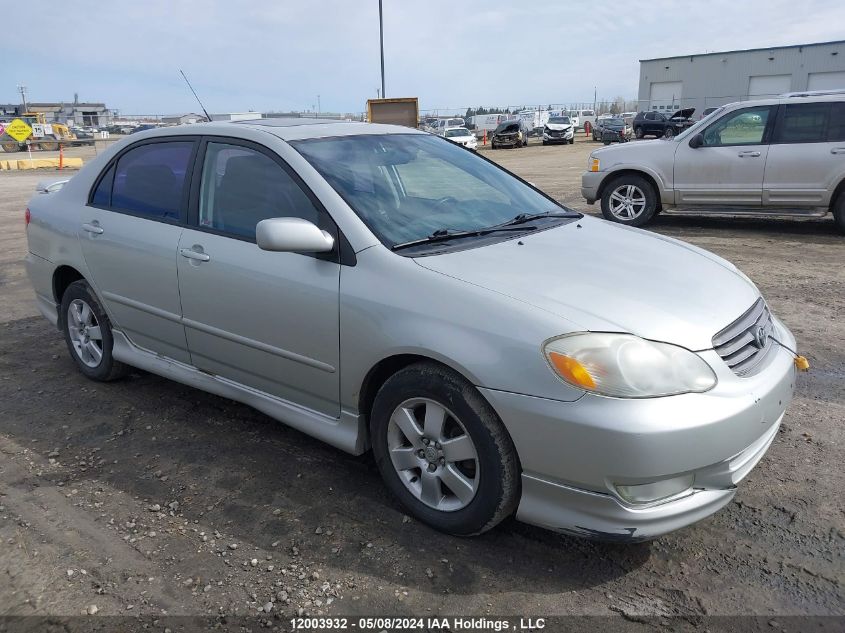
[826,102,845,142]
[109,141,194,220]
[772,103,830,143]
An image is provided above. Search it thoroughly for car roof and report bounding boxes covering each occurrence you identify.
[125,118,427,143]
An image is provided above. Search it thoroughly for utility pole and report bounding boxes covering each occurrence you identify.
[317,94,321,114]
[593,86,597,112]
[17,84,28,112]
[379,0,386,99]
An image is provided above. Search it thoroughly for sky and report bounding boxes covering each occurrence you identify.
[2,0,844,116]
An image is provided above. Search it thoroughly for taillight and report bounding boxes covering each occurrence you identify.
[25,208,31,228]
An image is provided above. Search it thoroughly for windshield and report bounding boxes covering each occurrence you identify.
[291,134,576,250]
[604,119,625,127]
[548,117,570,124]
[445,128,470,138]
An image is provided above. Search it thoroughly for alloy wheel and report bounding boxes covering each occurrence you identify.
[609,184,647,221]
[67,299,103,368]
[386,397,479,512]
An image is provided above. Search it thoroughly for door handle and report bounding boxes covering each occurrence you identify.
[737,151,761,157]
[831,148,845,155]
[180,248,210,262]
[82,222,104,234]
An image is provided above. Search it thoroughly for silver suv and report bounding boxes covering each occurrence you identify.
[581,94,845,232]
[25,119,798,541]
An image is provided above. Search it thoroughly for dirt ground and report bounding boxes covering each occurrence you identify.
[0,136,842,628]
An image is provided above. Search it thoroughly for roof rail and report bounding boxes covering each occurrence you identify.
[780,89,845,97]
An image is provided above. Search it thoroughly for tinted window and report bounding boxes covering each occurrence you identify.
[773,103,830,143]
[111,142,193,219]
[198,142,321,240]
[91,164,114,207]
[829,102,845,141]
[703,106,771,146]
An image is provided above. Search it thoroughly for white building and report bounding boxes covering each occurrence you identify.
[638,40,845,115]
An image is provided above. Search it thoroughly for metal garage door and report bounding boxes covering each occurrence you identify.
[649,81,682,111]
[748,74,791,97]
[807,71,845,91]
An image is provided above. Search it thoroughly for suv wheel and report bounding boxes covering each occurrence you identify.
[370,362,519,536]
[600,174,658,227]
[833,192,845,234]
[634,127,644,139]
[60,280,129,381]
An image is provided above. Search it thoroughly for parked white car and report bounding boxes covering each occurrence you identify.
[443,126,478,150]
[542,116,575,145]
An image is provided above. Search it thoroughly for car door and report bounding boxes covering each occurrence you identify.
[764,101,845,207]
[176,138,341,417]
[672,105,774,206]
[80,138,196,363]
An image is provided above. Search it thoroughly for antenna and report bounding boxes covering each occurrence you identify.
[179,69,211,122]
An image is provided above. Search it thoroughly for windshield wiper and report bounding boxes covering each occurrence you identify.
[496,210,581,227]
[392,225,537,251]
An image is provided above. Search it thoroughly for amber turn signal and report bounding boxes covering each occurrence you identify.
[548,351,597,389]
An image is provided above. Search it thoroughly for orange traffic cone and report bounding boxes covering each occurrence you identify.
[483,130,487,146]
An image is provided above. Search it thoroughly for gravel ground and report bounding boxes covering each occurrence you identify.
[0,137,842,628]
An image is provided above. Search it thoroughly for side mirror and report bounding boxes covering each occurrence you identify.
[256,217,335,253]
[688,133,704,149]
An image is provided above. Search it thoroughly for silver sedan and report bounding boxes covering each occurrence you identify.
[25,118,798,540]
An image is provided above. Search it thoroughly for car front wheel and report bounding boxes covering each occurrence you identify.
[370,362,519,536]
[600,174,658,227]
[60,280,128,381]
[634,127,644,139]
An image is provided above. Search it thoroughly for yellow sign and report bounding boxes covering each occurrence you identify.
[5,118,33,142]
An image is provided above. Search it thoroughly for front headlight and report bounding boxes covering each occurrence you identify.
[543,333,716,398]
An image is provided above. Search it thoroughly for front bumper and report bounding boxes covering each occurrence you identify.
[480,319,797,541]
[543,129,574,142]
[580,170,604,204]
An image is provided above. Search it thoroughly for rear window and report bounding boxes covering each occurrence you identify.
[773,103,830,143]
[829,102,845,141]
[109,142,193,219]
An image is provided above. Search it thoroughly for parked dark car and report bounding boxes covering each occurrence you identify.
[699,107,718,119]
[632,108,696,138]
[129,124,159,134]
[490,119,529,149]
[592,117,631,144]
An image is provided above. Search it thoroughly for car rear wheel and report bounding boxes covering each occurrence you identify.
[833,192,845,234]
[634,127,644,139]
[60,280,129,382]
[370,362,519,536]
[600,174,658,227]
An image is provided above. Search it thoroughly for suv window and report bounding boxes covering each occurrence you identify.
[109,141,193,219]
[645,112,657,121]
[829,102,845,142]
[773,103,829,143]
[703,106,771,146]
[198,141,321,240]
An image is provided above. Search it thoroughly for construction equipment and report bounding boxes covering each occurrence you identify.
[1,112,84,153]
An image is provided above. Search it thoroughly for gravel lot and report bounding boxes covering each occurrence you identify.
[0,136,842,626]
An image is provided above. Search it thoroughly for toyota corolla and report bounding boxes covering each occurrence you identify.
[24,118,799,540]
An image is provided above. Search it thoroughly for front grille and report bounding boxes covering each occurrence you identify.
[712,298,774,376]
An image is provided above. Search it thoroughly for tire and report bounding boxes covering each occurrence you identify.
[39,140,59,151]
[569,137,575,145]
[833,192,845,234]
[370,362,520,536]
[542,140,547,146]
[600,174,659,227]
[60,280,129,382]
[2,142,19,153]
[634,127,644,139]
[664,127,676,138]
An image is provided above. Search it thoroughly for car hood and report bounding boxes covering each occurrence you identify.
[670,107,696,120]
[414,217,758,350]
[545,123,572,130]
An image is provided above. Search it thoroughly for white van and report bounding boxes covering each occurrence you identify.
[568,109,596,131]
[432,118,466,136]
[469,113,512,136]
